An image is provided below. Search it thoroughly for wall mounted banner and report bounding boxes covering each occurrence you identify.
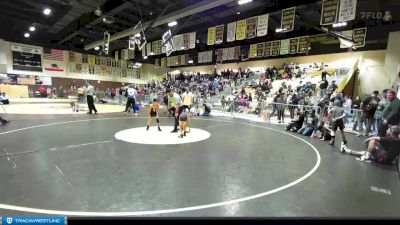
[340,30,354,48]
[146,43,152,55]
[321,0,339,25]
[74,53,82,63]
[161,58,166,67]
[249,44,257,58]
[189,32,196,49]
[353,27,367,47]
[289,38,299,54]
[177,35,184,50]
[217,49,223,61]
[280,39,290,55]
[338,0,357,22]
[183,33,190,49]
[207,27,216,45]
[234,46,241,60]
[264,42,272,57]
[162,29,174,56]
[88,55,95,65]
[162,44,166,54]
[298,36,310,53]
[227,22,236,42]
[281,7,296,32]
[198,52,203,64]
[246,17,257,39]
[236,20,246,40]
[228,47,235,60]
[271,41,280,56]
[215,25,224,45]
[257,14,269,37]
[44,60,65,73]
[206,51,213,63]
[222,48,229,61]
[256,43,265,57]
[11,44,42,72]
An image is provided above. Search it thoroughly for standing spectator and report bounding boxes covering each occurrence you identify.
[373,89,390,135]
[378,90,400,136]
[38,86,46,97]
[321,69,329,80]
[181,88,194,111]
[328,100,348,147]
[77,86,85,102]
[343,95,352,128]
[85,82,97,114]
[277,95,286,123]
[358,91,380,137]
[327,80,338,96]
[46,87,52,98]
[58,86,64,98]
[352,96,362,131]
[318,77,329,98]
[124,85,137,116]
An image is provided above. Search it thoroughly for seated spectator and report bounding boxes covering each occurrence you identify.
[202,103,211,116]
[0,92,10,104]
[342,125,400,164]
[285,108,305,132]
[311,121,332,141]
[297,109,319,136]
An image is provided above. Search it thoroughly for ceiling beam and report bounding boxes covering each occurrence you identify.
[84,0,235,50]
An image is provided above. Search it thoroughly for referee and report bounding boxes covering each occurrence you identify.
[167,89,183,133]
[85,82,97,114]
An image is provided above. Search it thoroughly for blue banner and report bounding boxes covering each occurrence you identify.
[1,217,66,225]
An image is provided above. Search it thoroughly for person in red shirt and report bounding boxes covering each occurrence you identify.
[38,86,46,97]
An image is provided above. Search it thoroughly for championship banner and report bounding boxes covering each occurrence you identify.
[82,54,88,64]
[174,56,178,66]
[162,44,166,54]
[82,64,89,74]
[338,0,357,22]
[161,58,166,67]
[257,14,269,37]
[236,20,246,40]
[217,49,223,61]
[100,56,107,65]
[256,43,265,57]
[68,51,75,62]
[249,44,257,58]
[271,41,280,56]
[87,55,96,65]
[151,41,157,55]
[206,50,213,63]
[264,42,272,57]
[95,56,101,65]
[177,35,184,50]
[215,25,224,45]
[280,39,290,55]
[353,27,367,47]
[142,43,147,57]
[321,0,339,25]
[289,38,299,54]
[207,27,216,45]
[75,63,82,73]
[198,52,203,64]
[183,33,190,49]
[43,59,65,73]
[222,48,229,61]
[298,36,310,53]
[189,32,196,49]
[246,17,257,39]
[147,43,152,55]
[11,44,42,72]
[100,65,107,76]
[226,22,236,42]
[180,55,186,66]
[228,47,235,60]
[234,46,241,60]
[340,30,354,48]
[114,51,119,61]
[156,40,162,54]
[163,29,174,56]
[281,7,295,32]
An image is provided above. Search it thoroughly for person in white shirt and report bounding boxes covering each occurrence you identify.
[125,85,138,115]
[85,83,97,114]
[181,88,194,111]
[0,92,10,105]
[343,95,352,127]
[167,89,183,133]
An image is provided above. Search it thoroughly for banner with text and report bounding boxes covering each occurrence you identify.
[281,7,296,32]
[289,38,299,54]
[257,14,269,37]
[215,25,224,45]
[264,42,272,57]
[298,36,310,53]
[353,27,367,47]
[246,17,257,39]
[321,0,339,25]
[227,22,236,42]
[338,0,357,22]
[236,20,246,40]
[207,27,216,45]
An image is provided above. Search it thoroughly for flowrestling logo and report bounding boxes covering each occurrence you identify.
[1,217,66,225]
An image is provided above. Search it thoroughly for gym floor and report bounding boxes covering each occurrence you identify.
[0,112,399,217]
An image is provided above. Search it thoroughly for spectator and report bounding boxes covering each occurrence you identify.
[373,89,390,135]
[311,121,332,141]
[77,86,85,102]
[318,77,328,98]
[327,80,338,96]
[328,100,348,146]
[352,96,362,131]
[285,108,305,132]
[202,103,211,116]
[358,91,380,137]
[297,109,319,136]
[343,95,352,127]
[378,90,400,137]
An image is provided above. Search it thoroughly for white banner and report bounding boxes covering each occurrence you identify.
[340,30,354,48]
[222,48,229,61]
[206,51,213,63]
[280,39,290,55]
[177,35,184,50]
[257,14,269,37]
[338,0,357,22]
[147,43,152,55]
[228,47,235,60]
[227,22,236,42]
[189,32,196,49]
[198,52,203,64]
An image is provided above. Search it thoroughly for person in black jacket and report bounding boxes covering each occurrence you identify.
[358,91,380,137]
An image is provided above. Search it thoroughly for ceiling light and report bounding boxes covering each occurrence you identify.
[332,23,338,28]
[135,62,142,66]
[188,60,193,64]
[168,21,177,27]
[275,28,282,33]
[94,7,102,17]
[103,18,106,22]
[180,47,185,50]
[24,33,30,38]
[238,0,253,5]
[43,8,51,15]
[94,46,100,50]
[237,12,241,15]
[29,26,36,32]
[143,56,148,59]
[341,22,347,26]
[150,52,154,55]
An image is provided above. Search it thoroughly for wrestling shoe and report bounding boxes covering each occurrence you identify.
[171,130,178,133]
[184,132,186,136]
[356,155,371,163]
[158,127,162,131]
[329,140,335,146]
[340,142,346,153]
[146,126,149,131]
